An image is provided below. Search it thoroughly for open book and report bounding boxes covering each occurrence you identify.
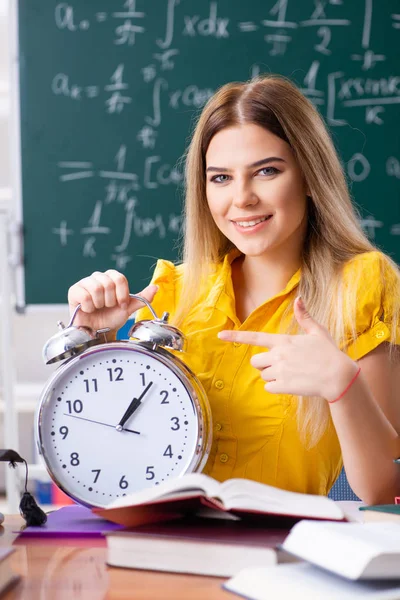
[280,520,400,580]
[93,473,345,527]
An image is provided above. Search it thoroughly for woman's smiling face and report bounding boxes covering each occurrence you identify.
[205,123,308,260]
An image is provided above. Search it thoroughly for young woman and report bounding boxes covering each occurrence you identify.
[68,76,400,504]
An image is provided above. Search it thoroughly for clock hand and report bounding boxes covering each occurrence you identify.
[116,381,154,431]
[64,413,140,434]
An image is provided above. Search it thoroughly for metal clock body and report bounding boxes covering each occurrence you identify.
[35,297,212,508]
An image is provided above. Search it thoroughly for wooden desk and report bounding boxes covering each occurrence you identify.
[1,516,231,600]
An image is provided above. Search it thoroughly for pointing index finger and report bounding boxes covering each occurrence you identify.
[217,330,280,348]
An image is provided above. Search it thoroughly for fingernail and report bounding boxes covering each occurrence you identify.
[217,332,229,340]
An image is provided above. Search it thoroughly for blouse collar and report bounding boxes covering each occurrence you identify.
[203,250,301,322]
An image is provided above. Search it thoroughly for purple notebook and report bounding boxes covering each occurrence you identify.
[18,505,124,537]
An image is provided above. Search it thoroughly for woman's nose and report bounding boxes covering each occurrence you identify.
[233,182,259,208]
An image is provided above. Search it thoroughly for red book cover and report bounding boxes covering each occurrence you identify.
[107,515,290,548]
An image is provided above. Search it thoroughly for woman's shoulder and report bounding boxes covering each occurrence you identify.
[339,251,400,357]
[343,249,389,268]
[152,258,183,275]
[152,257,227,286]
[133,259,183,322]
[342,250,400,283]
[150,259,185,287]
[342,250,400,329]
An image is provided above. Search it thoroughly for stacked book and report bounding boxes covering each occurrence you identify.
[224,520,400,599]
[21,472,400,596]
[94,472,345,577]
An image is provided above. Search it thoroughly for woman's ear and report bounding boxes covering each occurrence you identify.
[302,178,311,198]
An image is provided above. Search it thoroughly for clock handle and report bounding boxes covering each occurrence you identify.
[66,303,82,327]
[66,304,110,337]
[129,294,161,321]
[67,295,161,327]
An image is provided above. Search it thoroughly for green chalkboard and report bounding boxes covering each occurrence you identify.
[16,0,400,305]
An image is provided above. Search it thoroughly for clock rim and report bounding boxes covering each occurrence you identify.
[35,340,212,508]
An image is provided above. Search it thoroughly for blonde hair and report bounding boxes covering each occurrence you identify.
[174,75,400,446]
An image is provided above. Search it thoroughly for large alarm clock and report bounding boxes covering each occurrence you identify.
[36,295,212,508]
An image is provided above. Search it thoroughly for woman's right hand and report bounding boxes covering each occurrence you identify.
[67,270,158,338]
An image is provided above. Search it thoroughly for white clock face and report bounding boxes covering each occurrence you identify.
[37,343,205,507]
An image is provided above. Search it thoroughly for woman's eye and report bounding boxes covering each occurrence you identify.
[257,167,279,176]
[210,174,231,183]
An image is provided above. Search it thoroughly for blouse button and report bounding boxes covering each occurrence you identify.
[233,342,241,348]
[220,453,229,463]
[375,330,385,339]
[215,380,224,390]
[215,423,222,431]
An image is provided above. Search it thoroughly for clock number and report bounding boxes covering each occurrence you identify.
[107,367,124,382]
[59,426,69,439]
[91,469,101,483]
[66,399,83,414]
[119,476,129,489]
[140,372,146,386]
[163,445,173,458]
[83,378,98,393]
[160,390,169,404]
[146,466,155,480]
[70,452,80,466]
[170,417,180,431]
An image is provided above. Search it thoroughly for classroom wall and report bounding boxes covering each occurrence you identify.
[0,4,70,491]
[0,5,70,378]
[0,4,10,186]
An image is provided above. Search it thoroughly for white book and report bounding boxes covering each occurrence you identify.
[104,516,290,577]
[280,521,400,580]
[224,563,400,600]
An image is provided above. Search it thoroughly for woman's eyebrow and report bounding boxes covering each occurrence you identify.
[206,156,286,172]
[249,156,286,169]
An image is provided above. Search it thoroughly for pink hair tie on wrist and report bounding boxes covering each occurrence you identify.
[328,366,361,404]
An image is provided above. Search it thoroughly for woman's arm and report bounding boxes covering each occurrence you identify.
[329,344,400,504]
[218,297,400,504]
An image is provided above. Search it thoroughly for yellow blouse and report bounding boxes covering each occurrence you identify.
[135,250,400,495]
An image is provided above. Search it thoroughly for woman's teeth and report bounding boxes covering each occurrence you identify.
[235,216,270,228]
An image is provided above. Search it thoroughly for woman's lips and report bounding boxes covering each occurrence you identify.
[231,215,273,233]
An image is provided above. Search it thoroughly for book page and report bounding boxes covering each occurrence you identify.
[105,473,221,509]
[218,478,344,519]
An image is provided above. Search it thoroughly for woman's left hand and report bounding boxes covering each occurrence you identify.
[218,297,358,402]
